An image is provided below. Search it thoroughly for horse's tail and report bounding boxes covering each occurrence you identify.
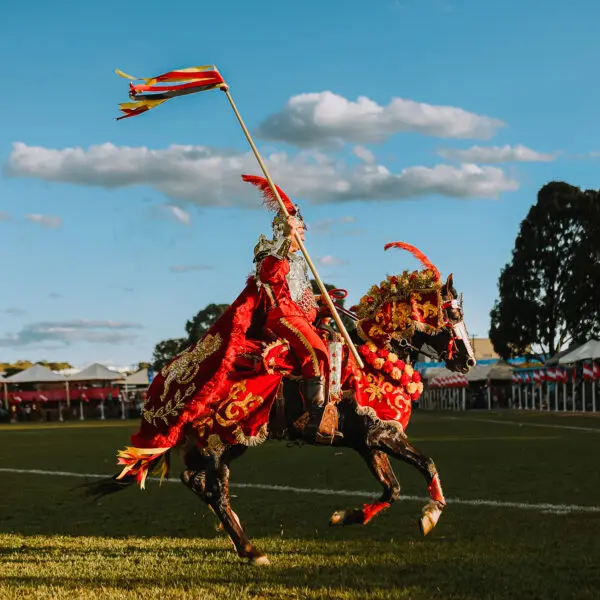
[79,473,138,501]
[79,447,172,501]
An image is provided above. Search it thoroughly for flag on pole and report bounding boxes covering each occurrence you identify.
[115,65,226,120]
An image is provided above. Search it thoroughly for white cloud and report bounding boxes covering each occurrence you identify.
[589,151,600,158]
[437,144,558,163]
[254,91,504,147]
[353,145,376,165]
[169,264,212,273]
[26,213,62,228]
[0,319,143,347]
[338,215,356,223]
[318,255,348,266]
[0,211,10,221]
[6,142,518,205]
[163,204,191,225]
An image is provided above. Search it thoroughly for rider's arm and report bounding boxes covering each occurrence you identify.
[258,252,290,286]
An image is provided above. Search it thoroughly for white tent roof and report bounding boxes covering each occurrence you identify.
[67,363,125,381]
[558,340,600,364]
[116,368,149,386]
[425,361,514,383]
[5,364,67,383]
[466,361,514,382]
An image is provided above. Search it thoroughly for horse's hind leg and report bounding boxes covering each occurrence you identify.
[181,445,269,565]
[368,423,446,535]
[330,449,400,526]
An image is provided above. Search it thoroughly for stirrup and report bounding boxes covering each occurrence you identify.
[304,407,343,444]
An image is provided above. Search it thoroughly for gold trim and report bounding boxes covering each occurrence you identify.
[233,423,269,447]
[280,317,320,376]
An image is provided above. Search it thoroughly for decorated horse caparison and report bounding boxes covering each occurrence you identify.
[86,240,475,565]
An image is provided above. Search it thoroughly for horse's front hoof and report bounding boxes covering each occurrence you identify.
[419,502,443,536]
[251,555,271,566]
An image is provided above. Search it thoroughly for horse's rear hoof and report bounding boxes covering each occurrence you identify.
[330,510,346,526]
[330,509,364,526]
[419,502,442,536]
[251,555,270,566]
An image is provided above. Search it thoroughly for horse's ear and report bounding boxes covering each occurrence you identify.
[444,273,454,294]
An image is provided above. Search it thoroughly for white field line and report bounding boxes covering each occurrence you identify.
[445,416,600,434]
[1,467,599,515]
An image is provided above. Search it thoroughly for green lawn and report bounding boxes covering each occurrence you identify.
[0,411,599,599]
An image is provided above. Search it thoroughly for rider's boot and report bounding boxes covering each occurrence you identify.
[301,376,343,444]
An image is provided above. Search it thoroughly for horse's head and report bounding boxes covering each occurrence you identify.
[411,272,476,373]
[350,242,476,374]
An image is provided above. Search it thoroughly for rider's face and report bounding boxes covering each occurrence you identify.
[290,226,305,252]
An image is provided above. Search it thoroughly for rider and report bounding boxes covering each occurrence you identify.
[243,174,343,444]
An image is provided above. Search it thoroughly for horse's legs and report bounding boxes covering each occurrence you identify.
[368,422,446,535]
[330,449,400,526]
[181,444,269,565]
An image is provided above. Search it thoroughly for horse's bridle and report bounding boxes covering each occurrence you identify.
[441,295,475,365]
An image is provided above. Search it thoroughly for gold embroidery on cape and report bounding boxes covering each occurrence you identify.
[214,381,265,428]
[159,333,223,403]
[143,384,196,427]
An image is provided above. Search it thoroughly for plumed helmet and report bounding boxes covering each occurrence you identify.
[241,174,306,237]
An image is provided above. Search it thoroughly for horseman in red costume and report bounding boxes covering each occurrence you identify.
[126,174,343,455]
[244,174,343,443]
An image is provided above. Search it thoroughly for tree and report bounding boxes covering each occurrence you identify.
[490,181,600,361]
[0,360,73,378]
[184,303,229,345]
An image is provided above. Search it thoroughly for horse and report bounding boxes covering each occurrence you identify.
[84,244,475,566]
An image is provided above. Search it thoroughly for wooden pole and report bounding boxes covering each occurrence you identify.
[221,87,364,369]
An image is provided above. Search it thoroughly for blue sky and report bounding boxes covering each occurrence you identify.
[1,0,599,369]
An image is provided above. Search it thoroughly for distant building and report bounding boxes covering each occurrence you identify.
[472,338,499,361]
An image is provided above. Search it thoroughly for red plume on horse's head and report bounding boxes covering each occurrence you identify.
[241,174,297,216]
[384,241,441,281]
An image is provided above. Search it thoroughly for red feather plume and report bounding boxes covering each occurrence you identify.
[241,174,296,216]
[384,241,441,281]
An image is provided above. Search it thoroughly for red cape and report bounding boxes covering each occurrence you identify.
[131,276,276,448]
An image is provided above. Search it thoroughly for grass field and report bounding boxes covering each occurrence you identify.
[1,410,599,599]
